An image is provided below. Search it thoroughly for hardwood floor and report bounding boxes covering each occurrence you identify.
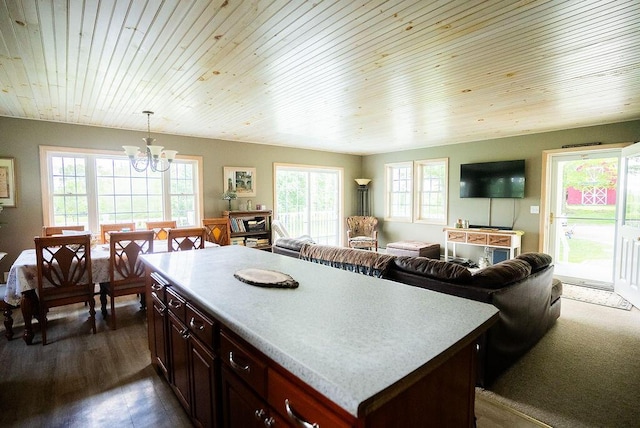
[0,297,191,428]
[0,296,542,427]
[476,394,549,428]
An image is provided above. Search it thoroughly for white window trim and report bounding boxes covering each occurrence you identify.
[384,161,413,222]
[39,145,204,230]
[414,158,448,225]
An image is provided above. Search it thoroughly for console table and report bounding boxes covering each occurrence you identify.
[443,227,524,261]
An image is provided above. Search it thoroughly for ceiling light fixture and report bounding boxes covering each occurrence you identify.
[123,111,178,172]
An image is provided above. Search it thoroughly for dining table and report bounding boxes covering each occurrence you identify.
[3,239,219,344]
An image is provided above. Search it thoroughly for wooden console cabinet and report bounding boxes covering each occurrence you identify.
[143,246,499,427]
[443,227,524,261]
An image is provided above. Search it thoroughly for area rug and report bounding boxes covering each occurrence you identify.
[561,283,632,310]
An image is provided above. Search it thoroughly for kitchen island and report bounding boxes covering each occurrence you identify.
[142,245,499,427]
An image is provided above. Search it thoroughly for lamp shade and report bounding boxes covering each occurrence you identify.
[355,178,371,186]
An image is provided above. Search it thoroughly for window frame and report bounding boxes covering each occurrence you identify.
[384,161,414,222]
[414,158,449,225]
[273,162,344,245]
[39,145,203,232]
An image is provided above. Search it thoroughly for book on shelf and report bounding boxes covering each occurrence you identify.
[230,237,245,246]
[247,218,266,232]
[245,237,269,248]
[230,218,247,232]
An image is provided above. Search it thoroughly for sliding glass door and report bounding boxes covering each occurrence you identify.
[273,164,343,245]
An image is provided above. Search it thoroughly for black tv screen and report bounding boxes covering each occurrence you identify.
[460,160,525,198]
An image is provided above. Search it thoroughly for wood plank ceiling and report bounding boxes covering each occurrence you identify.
[0,0,639,155]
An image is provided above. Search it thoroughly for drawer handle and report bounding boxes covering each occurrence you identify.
[285,399,319,428]
[189,317,205,331]
[264,417,275,427]
[168,299,182,310]
[180,327,189,339]
[229,351,251,373]
[255,409,266,421]
[151,283,163,291]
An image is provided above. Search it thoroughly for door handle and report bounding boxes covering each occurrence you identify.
[549,212,554,224]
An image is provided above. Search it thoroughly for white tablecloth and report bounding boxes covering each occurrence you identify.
[3,241,218,306]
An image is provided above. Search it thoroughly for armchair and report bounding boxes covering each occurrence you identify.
[346,216,378,252]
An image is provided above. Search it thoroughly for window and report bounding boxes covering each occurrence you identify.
[274,163,343,245]
[385,162,413,221]
[414,158,448,224]
[41,146,202,232]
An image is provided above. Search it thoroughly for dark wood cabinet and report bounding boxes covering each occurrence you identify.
[147,270,219,428]
[168,310,191,411]
[150,294,169,377]
[191,335,217,428]
[221,366,277,428]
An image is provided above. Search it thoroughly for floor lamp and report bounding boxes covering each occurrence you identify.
[355,179,371,216]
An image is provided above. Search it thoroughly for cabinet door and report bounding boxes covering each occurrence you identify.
[169,311,191,412]
[190,337,218,428]
[151,295,169,379]
[221,367,274,428]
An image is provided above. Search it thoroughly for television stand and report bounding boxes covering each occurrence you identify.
[443,227,524,261]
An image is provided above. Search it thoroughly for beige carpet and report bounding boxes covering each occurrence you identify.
[477,297,640,428]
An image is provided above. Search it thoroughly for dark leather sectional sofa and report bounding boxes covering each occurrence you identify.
[273,240,562,386]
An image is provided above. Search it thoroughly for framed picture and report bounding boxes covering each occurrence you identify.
[0,157,17,207]
[223,166,256,197]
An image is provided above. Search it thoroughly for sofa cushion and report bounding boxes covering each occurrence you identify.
[472,259,532,289]
[516,252,552,273]
[392,257,473,284]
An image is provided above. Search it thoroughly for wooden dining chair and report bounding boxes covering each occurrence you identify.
[0,284,15,340]
[34,234,95,345]
[99,222,135,244]
[41,225,86,236]
[101,230,154,329]
[145,220,177,240]
[202,218,230,246]
[168,227,207,251]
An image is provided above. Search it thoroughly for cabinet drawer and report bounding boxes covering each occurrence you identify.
[466,233,487,245]
[488,234,512,247]
[149,272,167,302]
[220,331,267,397]
[166,287,186,324]
[186,302,215,349]
[447,231,467,242]
[268,369,352,428]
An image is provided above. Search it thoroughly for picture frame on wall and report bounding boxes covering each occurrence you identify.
[0,157,17,207]
[224,166,256,197]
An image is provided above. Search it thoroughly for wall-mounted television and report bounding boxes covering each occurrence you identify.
[460,159,525,198]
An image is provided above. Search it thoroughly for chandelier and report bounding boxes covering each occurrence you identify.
[123,111,178,172]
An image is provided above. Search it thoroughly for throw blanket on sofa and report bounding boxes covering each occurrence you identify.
[299,244,395,277]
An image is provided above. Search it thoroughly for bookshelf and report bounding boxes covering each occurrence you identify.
[223,210,273,251]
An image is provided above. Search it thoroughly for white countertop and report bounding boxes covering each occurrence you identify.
[141,246,499,417]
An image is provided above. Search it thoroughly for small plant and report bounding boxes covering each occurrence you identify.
[222,191,237,210]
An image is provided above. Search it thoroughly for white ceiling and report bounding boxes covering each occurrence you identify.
[1,0,639,155]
